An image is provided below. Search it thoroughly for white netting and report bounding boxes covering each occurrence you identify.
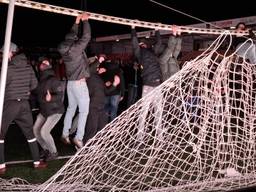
[1,32,256,192]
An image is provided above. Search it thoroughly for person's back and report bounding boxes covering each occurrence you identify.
[139,48,162,86]
[58,12,91,149]
[131,26,162,97]
[5,53,37,100]
[58,14,91,80]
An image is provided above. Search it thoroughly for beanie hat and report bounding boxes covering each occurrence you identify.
[0,42,18,53]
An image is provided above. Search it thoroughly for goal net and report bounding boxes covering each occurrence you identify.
[1,32,256,192]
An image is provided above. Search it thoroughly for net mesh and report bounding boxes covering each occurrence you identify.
[1,32,256,192]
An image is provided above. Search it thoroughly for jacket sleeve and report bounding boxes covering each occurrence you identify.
[65,23,79,41]
[71,21,91,54]
[49,79,65,102]
[29,66,38,91]
[131,28,140,59]
[153,30,163,56]
[57,23,79,55]
[104,85,116,95]
[160,36,179,64]
[104,78,120,95]
[120,70,126,97]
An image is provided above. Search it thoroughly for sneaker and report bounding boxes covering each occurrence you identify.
[45,152,58,161]
[73,138,83,149]
[61,136,71,145]
[0,166,6,175]
[34,161,47,169]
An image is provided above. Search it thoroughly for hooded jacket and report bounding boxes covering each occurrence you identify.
[58,20,91,80]
[87,60,106,109]
[33,69,65,117]
[131,28,162,86]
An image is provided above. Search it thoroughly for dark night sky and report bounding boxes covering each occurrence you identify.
[0,0,255,47]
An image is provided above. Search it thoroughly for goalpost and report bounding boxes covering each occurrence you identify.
[1,1,256,192]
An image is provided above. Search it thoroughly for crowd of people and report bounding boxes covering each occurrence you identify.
[0,12,255,175]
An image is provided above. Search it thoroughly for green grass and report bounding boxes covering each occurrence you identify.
[0,121,76,184]
[1,160,67,184]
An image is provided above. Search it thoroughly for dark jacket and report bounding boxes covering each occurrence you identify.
[131,29,162,86]
[233,30,256,48]
[88,60,122,109]
[4,53,38,101]
[33,69,65,117]
[99,61,125,97]
[58,20,91,80]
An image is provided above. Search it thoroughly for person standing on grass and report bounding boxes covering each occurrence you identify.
[32,57,65,161]
[0,43,47,175]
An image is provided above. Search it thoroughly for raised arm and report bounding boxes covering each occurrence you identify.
[153,29,163,55]
[58,12,91,55]
[72,12,91,53]
[131,26,140,59]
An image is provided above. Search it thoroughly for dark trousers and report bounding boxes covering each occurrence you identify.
[127,84,138,108]
[105,95,120,122]
[0,100,40,164]
[84,107,108,143]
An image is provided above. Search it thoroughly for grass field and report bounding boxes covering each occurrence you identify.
[0,120,76,184]
[1,120,256,191]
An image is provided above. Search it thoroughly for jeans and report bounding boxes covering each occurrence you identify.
[62,80,90,141]
[33,113,62,153]
[105,95,120,122]
[236,42,256,64]
[138,85,163,141]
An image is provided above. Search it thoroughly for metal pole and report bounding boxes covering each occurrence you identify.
[0,0,16,133]
[0,0,253,36]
